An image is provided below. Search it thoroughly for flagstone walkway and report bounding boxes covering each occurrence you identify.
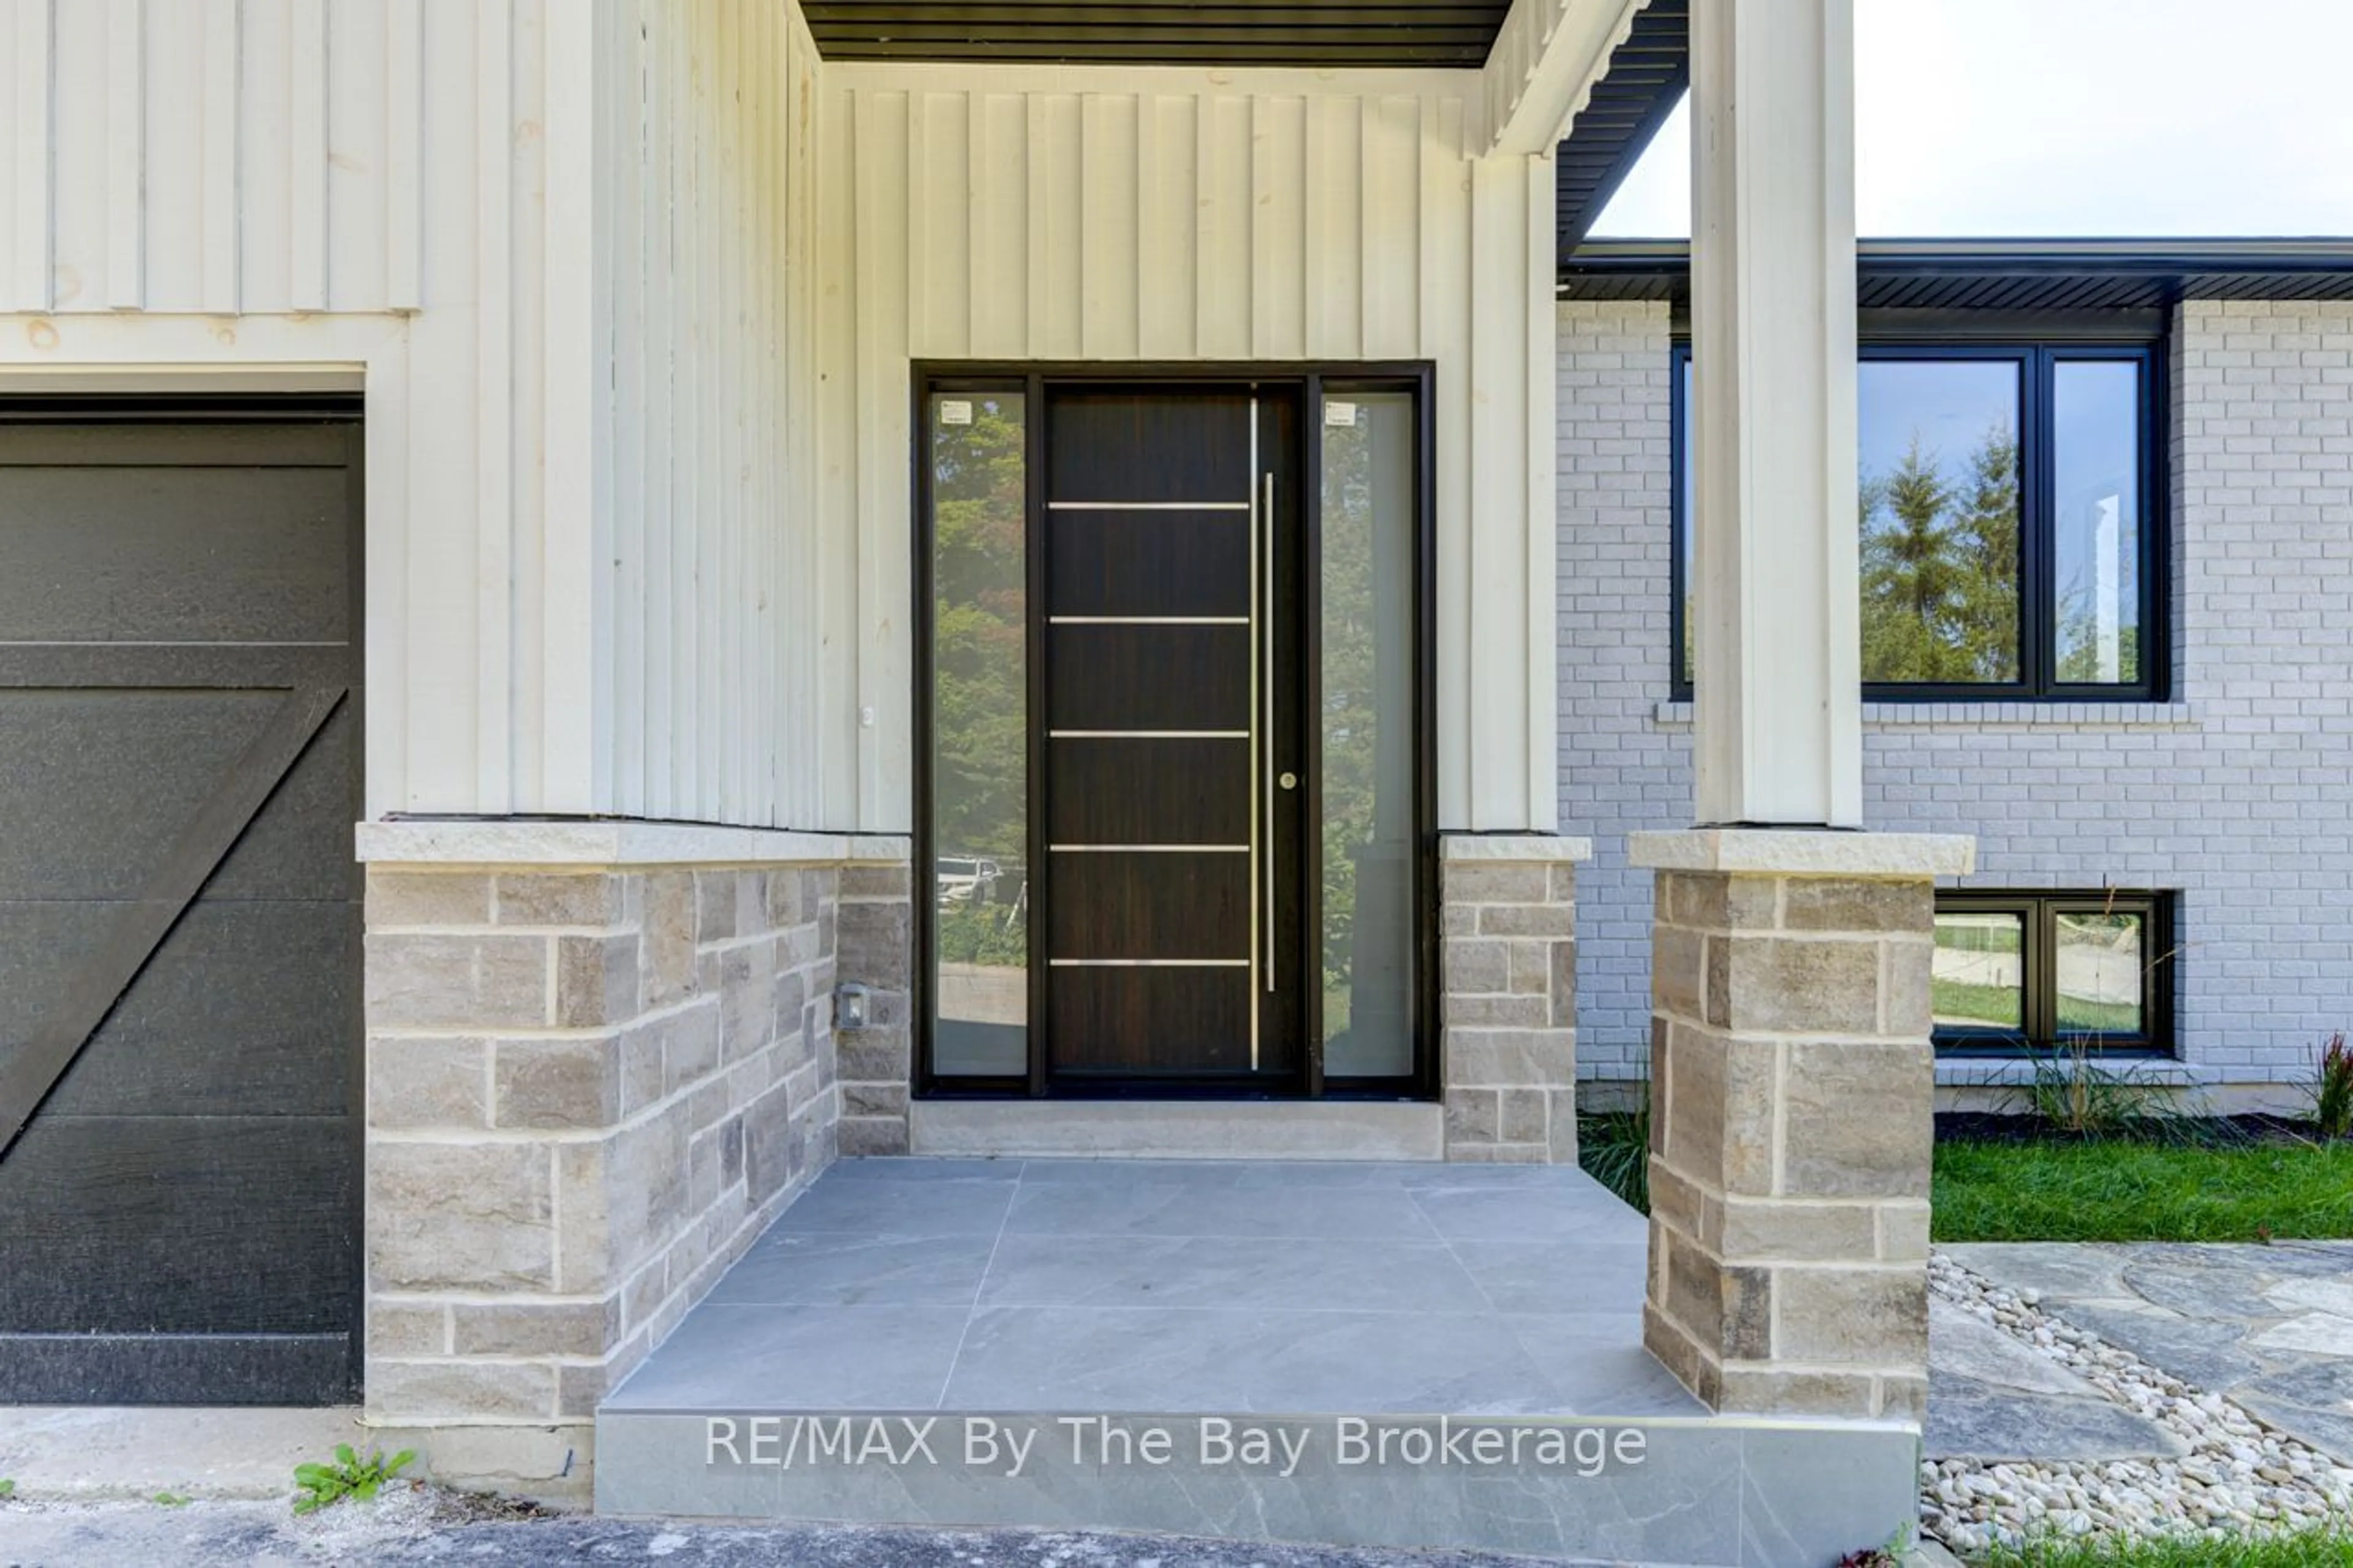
[1930,1241,2353,1465]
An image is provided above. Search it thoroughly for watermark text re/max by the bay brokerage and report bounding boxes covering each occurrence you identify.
[704,1414,1650,1480]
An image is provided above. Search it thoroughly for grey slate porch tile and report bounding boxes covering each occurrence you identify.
[770,1173,1018,1236]
[600,1157,1922,1563]
[941,1305,1568,1415]
[1506,1318,1708,1417]
[603,1303,969,1411]
[704,1232,998,1307]
[1012,1158,1409,1187]
[974,1233,1490,1312]
[1740,1425,1929,1566]
[1449,1240,1650,1314]
[825,1156,1024,1181]
[1002,1180,1441,1240]
[1406,1184,1647,1245]
[611,1155,1691,1423]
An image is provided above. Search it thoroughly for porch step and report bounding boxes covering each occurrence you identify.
[594,1158,1919,1566]
[907,1099,1444,1160]
[594,1406,1917,1566]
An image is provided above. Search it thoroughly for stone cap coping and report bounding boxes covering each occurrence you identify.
[1627,828,1976,879]
[354,818,912,868]
[1438,831,1594,863]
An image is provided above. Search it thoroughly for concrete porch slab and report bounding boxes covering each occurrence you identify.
[596,1159,1922,1566]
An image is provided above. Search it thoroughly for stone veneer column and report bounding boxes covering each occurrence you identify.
[354,823,911,1500]
[1629,829,1972,1423]
[1439,833,1591,1162]
[836,860,914,1155]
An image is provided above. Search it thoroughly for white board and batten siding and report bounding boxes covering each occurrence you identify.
[593,0,828,830]
[0,2,1566,838]
[819,66,1562,833]
[0,0,601,823]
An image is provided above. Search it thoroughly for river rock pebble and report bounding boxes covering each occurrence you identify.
[1924,1252,2353,1553]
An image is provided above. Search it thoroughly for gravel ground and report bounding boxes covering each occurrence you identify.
[0,1493,1574,1568]
[1925,1253,2353,1551]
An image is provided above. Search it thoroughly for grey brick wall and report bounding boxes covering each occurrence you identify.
[1556,298,2353,1094]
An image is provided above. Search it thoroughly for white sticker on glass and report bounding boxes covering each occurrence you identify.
[1324,400,1358,428]
[940,400,974,426]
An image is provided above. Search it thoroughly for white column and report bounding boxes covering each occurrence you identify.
[1686,0,1862,827]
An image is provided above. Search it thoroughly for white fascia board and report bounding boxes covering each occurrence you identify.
[1481,0,1650,157]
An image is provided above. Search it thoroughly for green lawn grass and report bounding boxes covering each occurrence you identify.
[1972,1526,2353,1567]
[1934,1138,2353,1243]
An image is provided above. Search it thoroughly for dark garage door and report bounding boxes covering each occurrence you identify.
[0,408,362,1405]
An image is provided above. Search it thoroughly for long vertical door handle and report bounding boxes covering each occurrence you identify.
[1263,471,1277,993]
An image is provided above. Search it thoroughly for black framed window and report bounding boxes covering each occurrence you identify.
[1672,341,2164,699]
[1933,890,2174,1055]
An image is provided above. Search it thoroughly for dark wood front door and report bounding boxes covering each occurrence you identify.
[1039,385,1305,1085]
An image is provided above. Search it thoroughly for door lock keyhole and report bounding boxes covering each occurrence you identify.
[1278,771,1298,790]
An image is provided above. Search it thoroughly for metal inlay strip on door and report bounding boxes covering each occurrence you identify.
[1047,616,1249,626]
[1049,844,1251,853]
[1045,501,1252,512]
[1047,958,1252,968]
[1047,729,1249,739]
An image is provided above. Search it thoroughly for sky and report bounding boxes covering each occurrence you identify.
[1591,0,2353,238]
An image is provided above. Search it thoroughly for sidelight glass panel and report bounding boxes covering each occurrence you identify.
[2053,360,2145,686]
[1319,390,1417,1078]
[1933,909,2025,1038]
[928,390,1029,1077]
[2056,910,2146,1039]
[1859,360,2023,685]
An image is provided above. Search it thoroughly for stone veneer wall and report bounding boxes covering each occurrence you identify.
[1439,835,1590,1162]
[836,860,915,1154]
[358,833,911,1499]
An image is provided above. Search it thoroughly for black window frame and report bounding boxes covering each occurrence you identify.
[1670,336,2168,702]
[1933,889,2177,1058]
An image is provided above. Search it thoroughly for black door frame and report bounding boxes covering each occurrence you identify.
[911,362,1438,1103]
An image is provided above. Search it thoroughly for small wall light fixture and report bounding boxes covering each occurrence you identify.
[836,981,872,1031]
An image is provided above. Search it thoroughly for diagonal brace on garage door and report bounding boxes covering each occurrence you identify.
[0,680,349,1162]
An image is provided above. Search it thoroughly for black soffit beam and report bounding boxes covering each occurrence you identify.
[798,1,1693,232]
[1555,0,1686,252]
[798,1,1514,66]
[1558,237,2353,309]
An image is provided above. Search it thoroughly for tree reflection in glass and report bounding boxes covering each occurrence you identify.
[1857,360,2023,684]
[1320,392,1416,1078]
[930,393,1029,1076]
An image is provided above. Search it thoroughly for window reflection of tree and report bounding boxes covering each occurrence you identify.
[931,397,1028,969]
[1860,424,2021,684]
[1320,396,1415,1077]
